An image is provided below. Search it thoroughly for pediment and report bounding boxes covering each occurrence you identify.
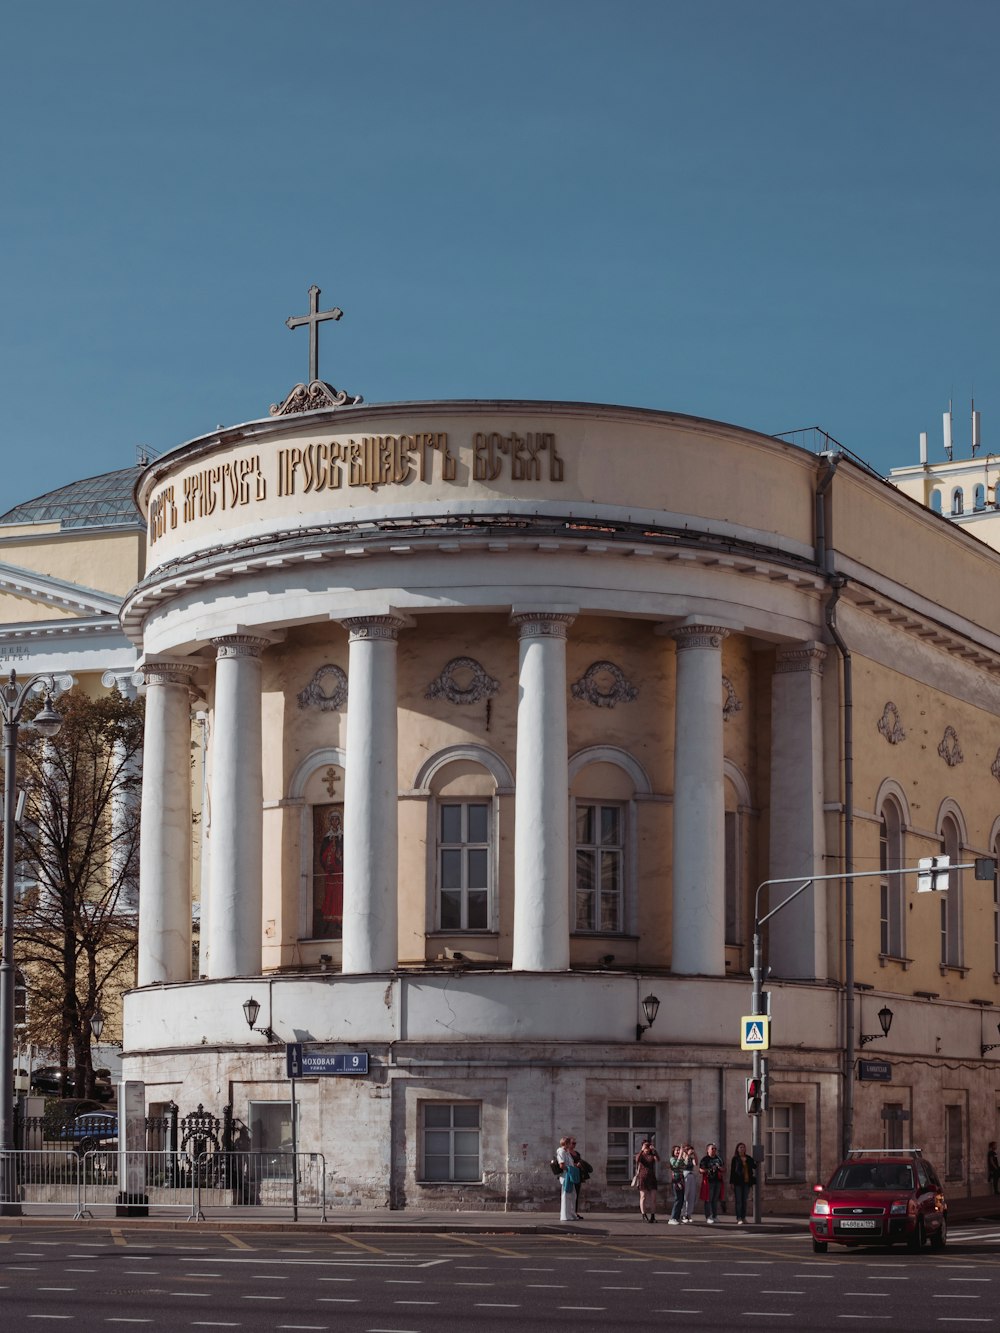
[0,561,121,623]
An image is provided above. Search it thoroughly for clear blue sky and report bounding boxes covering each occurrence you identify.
[2,0,997,508]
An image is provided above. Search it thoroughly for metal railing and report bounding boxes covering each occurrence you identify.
[3,1148,328,1221]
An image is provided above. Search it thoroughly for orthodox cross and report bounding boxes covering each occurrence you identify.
[286,285,343,384]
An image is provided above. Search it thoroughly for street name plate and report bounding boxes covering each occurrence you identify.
[286,1047,368,1077]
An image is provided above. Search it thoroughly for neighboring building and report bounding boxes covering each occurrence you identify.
[122,399,1000,1210]
[0,468,145,1058]
[889,411,1000,552]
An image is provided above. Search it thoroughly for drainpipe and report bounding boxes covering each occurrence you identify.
[816,452,855,1161]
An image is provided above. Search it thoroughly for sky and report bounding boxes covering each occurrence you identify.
[1,0,997,509]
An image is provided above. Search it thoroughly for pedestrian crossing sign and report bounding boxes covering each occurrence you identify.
[740,1015,770,1050]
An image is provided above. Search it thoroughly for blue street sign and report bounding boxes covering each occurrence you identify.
[286,1046,368,1077]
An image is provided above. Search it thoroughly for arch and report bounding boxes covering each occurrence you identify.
[413,743,514,794]
[930,489,943,514]
[873,777,911,829]
[567,745,652,794]
[988,814,1000,854]
[288,747,347,800]
[935,797,968,845]
[951,487,964,516]
[974,483,986,511]
[724,758,752,810]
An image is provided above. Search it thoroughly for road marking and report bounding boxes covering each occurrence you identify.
[526,1283,565,1288]
[740,1314,793,1319]
[761,1290,804,1295]
[222,1234,253,1251]
[393,1301,438,1305]
[191,1325,241,1329]
[109,1229,128,1248]
[106,1321,153,1324]
[558,1307,606,1312]
[26,1318,72,1322]
[475,1304,521,1309]
[657,1310,702,1316]
[241,1295,282,1300]
[333,1234,386,1256]
[447,1235,526,1258]
[317,1298,360,1303]
[37,1288,75,1292]
[934,1296,983,1300]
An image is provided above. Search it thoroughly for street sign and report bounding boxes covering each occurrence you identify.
[740,1015,770,1050]
[917,855,950,893]
[858,1058,892,1082]
[286,1046,368,1077]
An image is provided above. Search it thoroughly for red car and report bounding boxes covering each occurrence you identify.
[809,1149,947,1253]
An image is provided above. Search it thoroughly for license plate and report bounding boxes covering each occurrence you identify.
[838,1219,877,1229]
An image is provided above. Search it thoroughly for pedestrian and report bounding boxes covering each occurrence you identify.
[570,1141,593,1215]
[988,1141,1000,1195]
[699,1142,724,1224]
[556,1135,580,1222]
[680,1142,699,1222]
[729,1141,757,1225]
[633,1135,660,1222]
[668,1144,686,1224]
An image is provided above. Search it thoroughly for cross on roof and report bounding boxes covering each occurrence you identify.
[285,285,343,385]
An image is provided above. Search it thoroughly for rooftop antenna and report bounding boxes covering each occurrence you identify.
[972,397,981,457]
[943,401,953,461]
[919,431,928,465]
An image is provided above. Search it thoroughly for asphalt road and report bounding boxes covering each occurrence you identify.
[3,1223,1000,1331]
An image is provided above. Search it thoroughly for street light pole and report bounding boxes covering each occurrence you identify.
[0,672,63,1216]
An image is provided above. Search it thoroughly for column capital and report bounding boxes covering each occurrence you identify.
[342,614,407,642]
[140,660,198,688]
[775,642,827,675]
[101,668,143,699]
[670,623,731,652]
[511,611,575,639]
[212,634,271,660]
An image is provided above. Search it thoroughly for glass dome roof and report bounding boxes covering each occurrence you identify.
[0,468,143,530]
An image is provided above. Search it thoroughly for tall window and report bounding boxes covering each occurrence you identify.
[974,483,987,511]
[725,810,741,945]
[311,803,344,939]
[422,1102,481,1181]
[607,1104,657,1183]
[951,487,964,515]
[765,1104,805,1181]
[879,801,904,958]
[575,803,624,933]
[438,802,490,930]
[248,1101,297,1177]
[940,816,963,968]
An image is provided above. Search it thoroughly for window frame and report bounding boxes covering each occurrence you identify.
[436,799,493,932]
[764,1103,805,1181]
[573,799,626,934]
[879,800,905,960]
[419,1100,482,1183]
[940,816,963,969]
[607,1103,658,1184]
[247,1100,298,1177]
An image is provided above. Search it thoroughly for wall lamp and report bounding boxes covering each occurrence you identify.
[860,1004,894,1046]
[635,992,661,1042]
[982,1021,1000,1057]
[242,996,275,1043]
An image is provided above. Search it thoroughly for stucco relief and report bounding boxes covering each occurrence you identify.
[571,661,638,709]
[298,664,349,712]
[877,701,906,745]
[938,725,964,767]
[425,657,500,706]
[992,749,1000,784]
[722,675,742,721]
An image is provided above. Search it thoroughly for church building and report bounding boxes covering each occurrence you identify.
[120,311,1000,1209]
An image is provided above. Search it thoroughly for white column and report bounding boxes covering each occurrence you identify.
[137,660,196,986]
[207,635,268,979]
[341,616,404,975]
[102,670,141,912]
[768,642,828,979]
[670,622,730,977]
[512,612,575,972]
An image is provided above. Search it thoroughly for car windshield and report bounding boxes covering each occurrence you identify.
[829,1163,915,1191]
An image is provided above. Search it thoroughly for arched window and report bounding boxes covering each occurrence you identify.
[951,488,964,516]
[940,814,963,968]
[724,765,752,947]
[879,799,904,958]
[974,484,986,511]
[288,747,347,943]
[930,490,943,514]
[569,747,650,937]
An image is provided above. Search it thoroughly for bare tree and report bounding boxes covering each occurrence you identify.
[9,686,143,1100]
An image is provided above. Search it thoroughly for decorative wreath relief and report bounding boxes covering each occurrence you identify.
[992,749,1000,784]
[425,657,500,706]
[937,725,964,767]
[722,676,743,722]
[877,701,906,745]
[571,661,639,709]
[297,664,349,712]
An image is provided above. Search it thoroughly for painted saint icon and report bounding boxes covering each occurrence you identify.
[312,803,344,939]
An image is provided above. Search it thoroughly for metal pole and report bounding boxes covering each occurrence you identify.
[0,716,21,1214]
[290,1074,298,1223]
[751,929,763,1225]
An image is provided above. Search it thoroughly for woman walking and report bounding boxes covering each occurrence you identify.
[556,1135,581,1222]
[729,1141,757,1225]
[680,1142,699,1222]
[633,1136,660,1223]
[699,1142,725,1224]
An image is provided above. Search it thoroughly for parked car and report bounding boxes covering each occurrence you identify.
[30,1066,114,1102]
[809,1149,947,1253]
[52,1111,118,1157]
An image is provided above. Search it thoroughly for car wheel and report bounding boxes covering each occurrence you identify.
[906,1219,924,1252]
[930,1216,947,1251]
[812,1239,828,1254]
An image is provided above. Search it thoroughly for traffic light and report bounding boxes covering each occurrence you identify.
[746,1076,761,1115]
